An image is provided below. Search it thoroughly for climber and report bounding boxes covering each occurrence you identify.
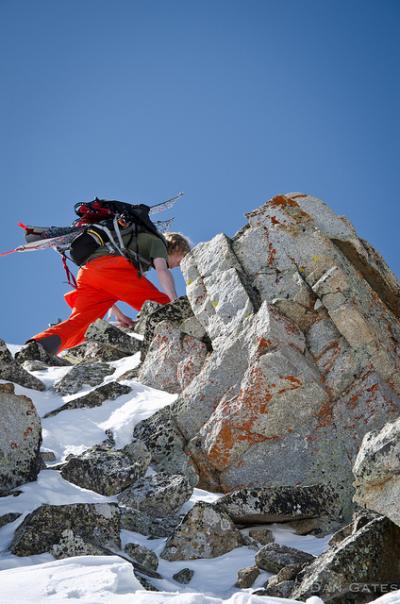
[20,231,191,357]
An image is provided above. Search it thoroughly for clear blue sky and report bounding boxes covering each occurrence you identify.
[1,0,399,344]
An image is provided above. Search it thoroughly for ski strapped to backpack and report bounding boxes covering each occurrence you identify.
[1,193,183,287]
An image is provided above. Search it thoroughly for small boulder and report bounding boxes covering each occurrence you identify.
[54,362,115,395]
[10,503,121,556]
[0,340,45,391]
[118,472,193,518]
[120,507,182,538]
[235,565,260,588]
[160,501,243,561]
[248,526,275,545]
[60,444,151,495]
[44,381,132,418]
[173,568,194,584]
[124,543,159,572]
[255,543,315,573]
[85,319,141,356]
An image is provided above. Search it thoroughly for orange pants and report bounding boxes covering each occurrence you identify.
[32,256,170,354]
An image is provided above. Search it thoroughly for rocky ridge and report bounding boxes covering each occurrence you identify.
[1,192,400,602]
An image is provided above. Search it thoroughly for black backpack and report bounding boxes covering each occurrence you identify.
[69,198,167,273]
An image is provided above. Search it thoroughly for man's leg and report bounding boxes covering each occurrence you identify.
[32,283,116,354]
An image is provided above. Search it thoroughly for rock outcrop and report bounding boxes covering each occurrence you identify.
[163,193,400,517]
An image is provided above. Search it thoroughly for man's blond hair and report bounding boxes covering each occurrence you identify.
[164,232,191,257]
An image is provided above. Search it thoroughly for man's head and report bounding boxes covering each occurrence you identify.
[164,232,191,268]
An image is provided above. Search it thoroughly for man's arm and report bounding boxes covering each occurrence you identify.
[153,257,178,301]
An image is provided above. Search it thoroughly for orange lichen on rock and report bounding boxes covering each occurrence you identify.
[269,195,300,209]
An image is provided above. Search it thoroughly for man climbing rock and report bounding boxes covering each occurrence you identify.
[20,231,191,356]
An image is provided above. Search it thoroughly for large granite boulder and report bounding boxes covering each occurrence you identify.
[160,501,243,561]
[353,417,400,527]
[10,503,121,556]
[0,383,42,493]
[170,193,400,517]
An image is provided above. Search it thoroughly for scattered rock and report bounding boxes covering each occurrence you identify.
[40,450,57,463]
[118,472,193,517]
[85,319,141,356]
[173,568,194,584]
[60,444,151,495]
[53,362,116,395]
[124,542,159,572]
[44,381,132,417]
[0,512,21,528]
[22,360,48,371]
[248,526,275,545]
[160,501,243,561]
[14,339,71,367]
[0,383,42,493]
[235,565,260,588]
[0,340,46,391]
[10,503,121,556]
[120,507,182,538]
[255,543,315,573]
[264,576,295,598]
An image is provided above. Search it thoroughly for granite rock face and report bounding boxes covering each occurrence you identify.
[171,193,400,516]
[353,417,400,527]
[160,501,243,561]
[0,383,42,493]
[10,503,121,556]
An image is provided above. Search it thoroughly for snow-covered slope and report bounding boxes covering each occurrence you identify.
[0,347,341,603]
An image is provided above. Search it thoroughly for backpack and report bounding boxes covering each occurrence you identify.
[69,198,167,272]
[2,193,182,287]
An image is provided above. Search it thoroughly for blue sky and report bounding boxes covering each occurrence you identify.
[1,0,399,344]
